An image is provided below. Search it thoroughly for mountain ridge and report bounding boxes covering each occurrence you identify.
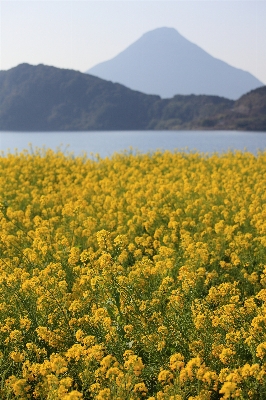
[0,63,265,132]
[87,27,263,100]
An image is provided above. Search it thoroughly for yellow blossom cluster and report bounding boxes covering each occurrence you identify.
[0,147,266,399]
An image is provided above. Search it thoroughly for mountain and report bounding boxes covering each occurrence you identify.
[87,27,264,100]
[0,63,160,131]
[212,86,266,131]
[0,63,265,131]
[152,86,266,131]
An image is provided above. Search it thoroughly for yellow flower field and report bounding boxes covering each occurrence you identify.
[0,148,266,400]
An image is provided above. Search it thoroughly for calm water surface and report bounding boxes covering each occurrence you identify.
[0,131,265,157]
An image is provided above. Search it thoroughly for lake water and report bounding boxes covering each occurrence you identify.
[0,130,265,158]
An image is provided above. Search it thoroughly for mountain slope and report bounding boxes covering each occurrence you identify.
[0,63,265,131]
[0,63,160,131]
[87,27,264,100]
[149,87,266,131]
[216,86,266,131]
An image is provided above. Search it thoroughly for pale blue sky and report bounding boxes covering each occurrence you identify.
[1,0,265,84]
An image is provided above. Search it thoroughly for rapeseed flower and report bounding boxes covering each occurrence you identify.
[0,149,265,399]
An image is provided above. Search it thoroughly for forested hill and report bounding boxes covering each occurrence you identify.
[0,63,160,131]
[0,63,265,131]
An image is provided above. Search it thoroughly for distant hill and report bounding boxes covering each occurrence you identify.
[213,86,266,131]
[0,63,265,131]
[0,63,159,131]
[87,27,264,100]
[152,87,266,131]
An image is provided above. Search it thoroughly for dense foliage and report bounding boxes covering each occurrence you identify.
[1,64,265,131]
[0,148,266,399]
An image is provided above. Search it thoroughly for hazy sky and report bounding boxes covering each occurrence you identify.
[1,0,266,84]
